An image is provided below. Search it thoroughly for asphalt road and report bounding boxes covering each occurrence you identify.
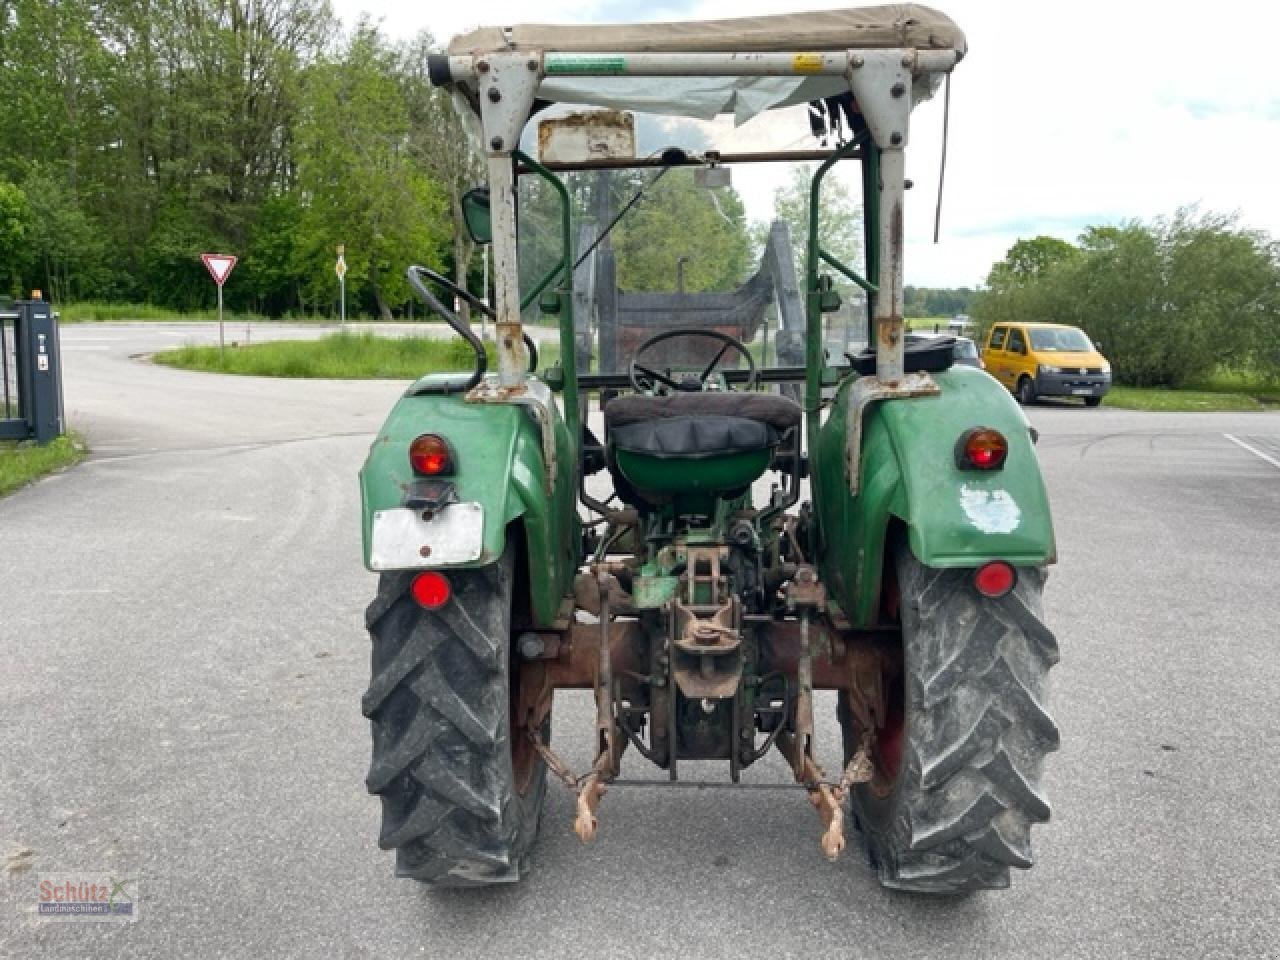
[2,324,1278,959]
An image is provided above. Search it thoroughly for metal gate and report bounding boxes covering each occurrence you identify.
[0,300,64,445]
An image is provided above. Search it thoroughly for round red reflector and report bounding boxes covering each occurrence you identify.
[973,561,1016,598]
[410,571,451,610]
[958,427,1008,470]
[409,434,453,476]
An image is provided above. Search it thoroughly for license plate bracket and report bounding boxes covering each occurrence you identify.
[370,503,484,570]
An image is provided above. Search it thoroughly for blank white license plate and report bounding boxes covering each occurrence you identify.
[370,503,484,570]
[1072,388,1093,396]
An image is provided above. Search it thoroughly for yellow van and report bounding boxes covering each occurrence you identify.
[982,322,1111,406]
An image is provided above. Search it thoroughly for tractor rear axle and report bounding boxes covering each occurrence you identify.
[513,574,899,860]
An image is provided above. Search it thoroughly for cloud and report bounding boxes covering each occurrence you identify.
[330,0,1280,285]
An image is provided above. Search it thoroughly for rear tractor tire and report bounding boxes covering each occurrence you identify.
[842,543,1060,894]
[362,546,547,885]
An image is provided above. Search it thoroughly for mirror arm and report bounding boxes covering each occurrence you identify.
[407,265,487,392]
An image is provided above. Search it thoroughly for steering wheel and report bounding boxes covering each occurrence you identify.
[406,265,538,371]
[628,328,758,393]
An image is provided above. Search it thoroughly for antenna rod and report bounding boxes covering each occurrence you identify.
[933,72,952,244]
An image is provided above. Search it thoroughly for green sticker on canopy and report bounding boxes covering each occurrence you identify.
[545,55,627,75]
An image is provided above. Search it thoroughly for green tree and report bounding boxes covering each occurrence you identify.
[21,172,111,303]
[767,163,863,289]
[905,285,975,317]
[973,211,1280,387]
[0,0,113,191]
[986,235,1079,289]
[244,192,305,315]
[0,180,33,297]
[971,235,1082,339]
[612,171,752,293]
[294,24,450,320]
[401,31,485,322]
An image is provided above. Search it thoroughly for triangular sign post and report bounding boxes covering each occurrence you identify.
[335,245,346,328]
[201,253,238,353]
[201,253,237,286]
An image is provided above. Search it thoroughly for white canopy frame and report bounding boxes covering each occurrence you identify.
[429,16,963,388]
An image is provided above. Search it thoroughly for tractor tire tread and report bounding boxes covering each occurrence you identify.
[853,550,1059,894]
[362,553,545,886]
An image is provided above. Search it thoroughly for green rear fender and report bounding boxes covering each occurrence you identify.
[813,365,1056,628]
[359,389,579,627]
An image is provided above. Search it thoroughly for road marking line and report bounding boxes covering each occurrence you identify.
[1223,433,1280,471]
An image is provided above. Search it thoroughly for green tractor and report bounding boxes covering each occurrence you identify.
[359,4,1059,894]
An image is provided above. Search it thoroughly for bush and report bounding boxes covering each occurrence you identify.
[973,210,1280,388]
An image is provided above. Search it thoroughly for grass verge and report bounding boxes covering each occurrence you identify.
[0,433,87,497]
[59,301,281,324]
[1104,370,1280,412]
[152,330,559,379]
[1103,386,1280,412]
[58,301,480,323]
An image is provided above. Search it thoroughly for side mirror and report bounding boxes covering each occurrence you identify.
[460,188,491,245]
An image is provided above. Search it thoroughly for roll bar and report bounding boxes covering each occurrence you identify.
[429,40,960,399]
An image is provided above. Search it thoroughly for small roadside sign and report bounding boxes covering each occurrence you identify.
[201,253,238,287]
[335,246,347,326]
[201,253,238,353]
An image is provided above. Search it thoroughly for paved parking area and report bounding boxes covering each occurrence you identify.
[2,325,1278,959]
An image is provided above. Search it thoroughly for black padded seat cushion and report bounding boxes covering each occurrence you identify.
[604,391,802,431]
[611,415,777,460]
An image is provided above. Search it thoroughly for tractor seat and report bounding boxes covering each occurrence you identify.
[604,392,801,459]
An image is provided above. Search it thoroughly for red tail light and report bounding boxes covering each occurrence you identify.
[409,434,455,476]
[411,571,451,609]
[973,561,1016,598]
[956,427,1008,470]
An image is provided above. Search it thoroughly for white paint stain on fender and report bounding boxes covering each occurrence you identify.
[960,485,1021,534]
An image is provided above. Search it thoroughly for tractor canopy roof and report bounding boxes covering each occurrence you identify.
[445,5,965,125]
[447,5,965,57]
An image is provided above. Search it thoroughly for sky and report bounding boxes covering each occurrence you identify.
[329,0,1280,288]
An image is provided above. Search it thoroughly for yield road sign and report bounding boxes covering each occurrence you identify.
[201,253,238,287]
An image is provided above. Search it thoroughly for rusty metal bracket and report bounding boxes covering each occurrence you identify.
[844,371,940,494]
[776,725,874,863]
[837,729,875,796]
[566,563,630,843]
[523,721,622,844]
[574,761,610,842]
[527,727,580,790]
[785,564,826,612]
[776,731,843,861]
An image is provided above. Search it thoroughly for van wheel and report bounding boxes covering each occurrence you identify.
[1016,376,1037,405]
[1083,396,1102,407]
